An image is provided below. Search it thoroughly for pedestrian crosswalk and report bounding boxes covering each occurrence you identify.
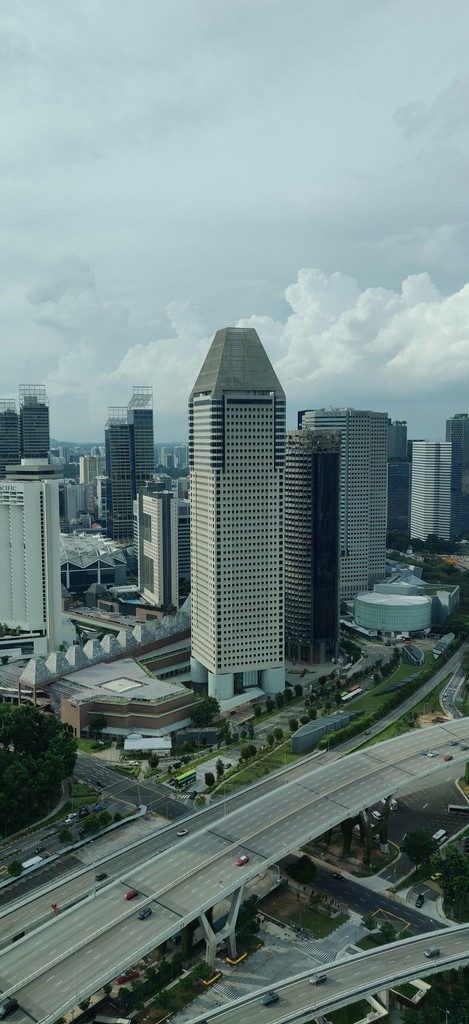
[297,939,335,963]
[214,981,239,1001]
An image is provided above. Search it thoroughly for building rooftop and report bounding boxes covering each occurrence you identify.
[191,327,285,401]
[51,658,189,708]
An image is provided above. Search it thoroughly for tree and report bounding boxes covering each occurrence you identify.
[215,758,224,778]
[253,704,262,718]
[265,697,275,713]
[294,684,303,697]
[361,913,377,933]
[401,829,438,868]
[274,727,283,741]
[283,688,292,703]
[266,731,275,747]
[88,712,107,740]
[191,696,220,726]
[379,920,396,943]
[275,692,285,709]
[288,718,299,733]
[204,771,215,788]
[7,860,23,876]
[149,753,159,768]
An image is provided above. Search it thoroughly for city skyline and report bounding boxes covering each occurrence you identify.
[2,3,469,441]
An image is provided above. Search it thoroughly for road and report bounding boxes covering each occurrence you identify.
[185,926,469,1024]
[1,719,469,1023]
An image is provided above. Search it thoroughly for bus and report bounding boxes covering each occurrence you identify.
[341,688,363,703]
[174,769,197,789]
[432,829,448,844]
[21,856,44,870]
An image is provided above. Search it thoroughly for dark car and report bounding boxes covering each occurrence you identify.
[125,889,138,900]
[93,803,104,812]
[0,998,18,1020]
[424,947,440,958]
[415,893,425,908]
[188,791,197,800]
[310,974,327,985]
[79,807,90,818]
[137,906,152,920]
[34,846,45,854]
[332,872,343,880]
[260,991,279,1006]
[95,872,108,882]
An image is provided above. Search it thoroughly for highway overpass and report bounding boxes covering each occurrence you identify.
[1,719,469,1024]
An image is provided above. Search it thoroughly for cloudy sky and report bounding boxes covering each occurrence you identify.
[3,0,469,442]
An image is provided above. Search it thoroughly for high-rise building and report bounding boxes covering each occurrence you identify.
[0,401,20,479]
[177,498,191,599]
[387,419,407,460]
[285,430,340,665]
[175,444,189,469]
[0,460,63,659]
[446,413,469,538]
[387,461,411,534]
[410,441,452,541]
[189,327,285,700]
[137,486,178,609]
[299,408,388,602]
[19,385,50,460]
[79,454,104,485]
[105,387,154,542]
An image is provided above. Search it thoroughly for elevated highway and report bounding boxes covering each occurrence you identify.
[1,719,469,1023]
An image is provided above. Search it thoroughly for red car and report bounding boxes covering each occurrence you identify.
[443,754,454,762]
[116,970,140,984]
[125,889,139,900]
[236,854,250,866]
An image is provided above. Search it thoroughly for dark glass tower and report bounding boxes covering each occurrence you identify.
[0,401,20,479]
[446,413,469,537]
[105,387,154,542]
[285,429,340,665]
[19,385,50,459]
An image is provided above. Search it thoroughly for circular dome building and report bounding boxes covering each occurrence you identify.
[354,592,432,634]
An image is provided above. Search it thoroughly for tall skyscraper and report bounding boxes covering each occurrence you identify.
[387,419,407,460]
[189,327,285,700]
[137,486,179,609]
[105,387,154,542]
[410,441,452,541]
[0,401,20,479]
[285,430,340,665]
[446,413,469,538]
[19,385,50,459]
[0,460,63,658]
[387,461,411,534]
[299,408,388,602]
[79,454,104,484]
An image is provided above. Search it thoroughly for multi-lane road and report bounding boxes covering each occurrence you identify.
[186,926,469,1024]
[1,719,469,1023]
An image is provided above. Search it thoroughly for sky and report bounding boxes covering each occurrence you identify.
[2,0,469,443]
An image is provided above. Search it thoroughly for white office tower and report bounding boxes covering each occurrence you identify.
[137,488,179,609]
[410,441,452,541]
[299,408,388,602]
[190,327,286,701]
[0,460,63,659]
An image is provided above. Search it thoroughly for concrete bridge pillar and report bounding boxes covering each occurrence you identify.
[376,989,390,1010]
[198,884,245,966]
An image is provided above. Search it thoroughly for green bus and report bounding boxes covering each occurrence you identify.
[174,769,197,789]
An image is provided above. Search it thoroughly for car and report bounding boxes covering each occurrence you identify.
[0,998,18,1020]
[460,744,469,751]
[236,854,250,866]
[419,749,429,756]
[427,751,438,758]
[79,807,90,818]
[332,872,343,880]
[449,740,459,746]
[188,791,197,800]
[64,815,77,825]
[116,970,140,984]
[431,872,442,881]
[177,829,189,837]
[125,889,138,900]
[260,991,279,1006]
[92,803,104,812]
[95,872,108,882]
[415,893,425,908]
[371,810,381,821]
[310,974,327,985]
[34,846,45,854]
[96,779,104,787]
[443,754,454,762]
[137,906,152,920]
[424,947,440,958]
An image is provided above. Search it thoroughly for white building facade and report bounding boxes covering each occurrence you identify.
[299,408,388,602]
[189,327,286,701]
[410,441,452,541]
[137,488,179,609]
[0,461,63,659]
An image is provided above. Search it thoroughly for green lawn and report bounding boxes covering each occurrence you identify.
[288,907,348,938]
[325,1002,376,1024]
[217,742,300,793]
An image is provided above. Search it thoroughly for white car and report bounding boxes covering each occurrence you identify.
[427,751,439,758]
[177,829,189,837]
